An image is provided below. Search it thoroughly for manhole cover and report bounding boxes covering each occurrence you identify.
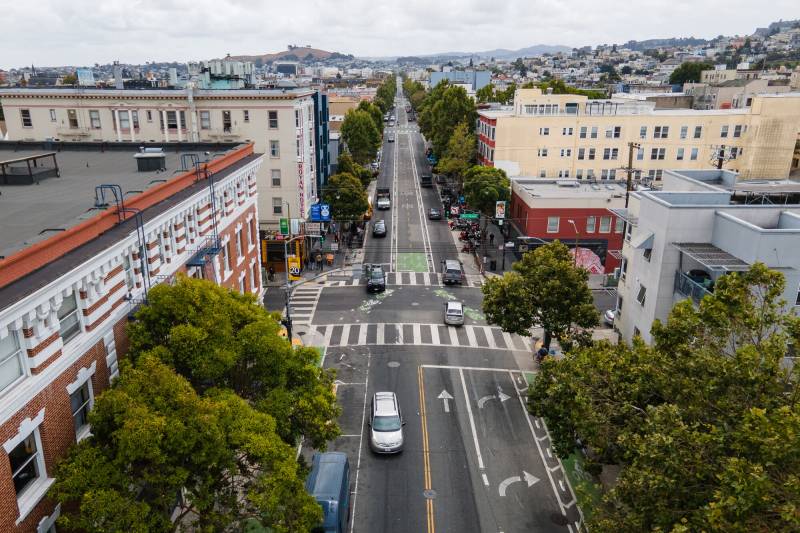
[387,361,400,368]
[550,513,569,526]
[297,331,306,336]
[423,489,437,499]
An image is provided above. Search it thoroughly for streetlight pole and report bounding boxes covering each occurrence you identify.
[568,219,579,267]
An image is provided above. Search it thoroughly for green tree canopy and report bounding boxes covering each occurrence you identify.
[337,152,373,188]
[357,100,384,135]
[529,263,800,532]
[475,84,495,103]
[462,165,509,216]
[341,109,381,165]
[436,122,476,185]
[538,79,606,99]
[482,241,598,348]
[374,76,397,113]
[418,81,477,156]
[322,172,369,223]
[127,276,340,448]
[53,355,322,533]
[669,61,713,85]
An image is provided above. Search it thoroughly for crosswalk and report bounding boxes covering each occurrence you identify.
[326,272,483,288]
[310,323,533,352]
[289,283,325,325]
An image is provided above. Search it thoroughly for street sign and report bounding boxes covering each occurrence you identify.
[287,256,301,281]
[279,218,289,235]
[495,200,506,219]
[319,203,331,221]
[460,213,479,220]
[330,243,339,251]
[450,206,460,216]
[305,222,321,234]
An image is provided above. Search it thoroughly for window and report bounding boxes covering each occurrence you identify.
[603,148,619,160]
[132,111,139,130]
[579,126,587,138]
[588,148,596,160]
[146,110,153,122]
[558,169,570,178]
[9,432,45,496]
[539,169,547,178]
[243,110,250,123]
[239,275,245,294]
[539,127,550,136]
[676,148,685,161]
[537,148,548,157]
[720,125,729,138]
[560,148,571,157]
[598,216,611,233]
[49,109,56,122]
[58,294,81,344]
[577,148,585,160]
[271,169,281,186]
[576,169,583,179]
[586,169,595,179]
[70,381,92,438]
[650,147,666,160]
[223,241,232,272]
[222,111,232,132]
[590,126,598,139]
[680,126,688,139]
[268,110,278,129]
[562,127,573,136]
[0,333,25,393]
[199,111,210,130]
[247,221,255,247]
[272,197,283,215]
[21,109,33,128]
[547,217,560,233]
[586,216,596,233]
[694,125,702,139]
[636,285,647,306]
[619,259,627,281]
[733,125,742,138]
[690,147,699,161]
[122,254,135,290]
[615,217,624,233]
[643,247,652,261]
[295,110,301,128]
[85,110,100,129]
[235,229,242,257]
[270,140,280,158]
[118,110,130,130]
[639,126,647,139]
[637,146,644,160]
[605,126,621,138]
[653,126,669,139]
[601,169,617,180]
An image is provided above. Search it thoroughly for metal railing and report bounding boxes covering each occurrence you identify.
[674,271,712,305]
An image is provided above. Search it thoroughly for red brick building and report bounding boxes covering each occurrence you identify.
[509,179,627,274]
[0,141,263,532]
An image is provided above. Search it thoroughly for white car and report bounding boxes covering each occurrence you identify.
[444,301,464,326]
[604,309,616,326]
[369,392,404,454]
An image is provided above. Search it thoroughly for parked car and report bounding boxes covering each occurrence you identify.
[444,301,464,326]
[366,264,386,293]
[369,392,404,453]
[305,452,350,533]
[441,259,465,285]
[428,208,442,220]
[388,133,395,142]
[372,219,387,237]
[604,309,616,326]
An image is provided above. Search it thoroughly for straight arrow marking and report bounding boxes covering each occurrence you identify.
[437,390,453,413]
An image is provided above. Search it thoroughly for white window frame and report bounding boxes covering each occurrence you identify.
[199,110,211,130]
[599,216,612,233]
[636,284,647,306]
[49,109,56,122]
[720,125,729,138]
[268,110,279,129]
[89,109,101,129]
[235,229,243,258]
[66,362,96,442]
[4,408,53,526]
[272,197,283,215]
[58,293,82,344]
[0,331,27,396]
[270,140,280,158]
[36,503,61,533]
[676,148,685,161]
[546,217,560,233]
[271,169,281,187]
[586,216,596,233]
[243,110,250,123]
[694,125,702,139]
[680,126,688,139]
[690,147,699,161]
[21,109,32,128]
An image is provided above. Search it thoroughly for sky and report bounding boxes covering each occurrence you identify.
[3,0,798,68]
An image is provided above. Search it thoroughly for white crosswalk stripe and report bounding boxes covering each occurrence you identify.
[310,323,533,352]
[324,272,483,288]
[288,284,324,325]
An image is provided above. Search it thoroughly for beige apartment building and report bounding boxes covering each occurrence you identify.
[0,88,318,227]
[477,88,800,182]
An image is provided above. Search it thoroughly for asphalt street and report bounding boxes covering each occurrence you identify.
[302,79,582,533]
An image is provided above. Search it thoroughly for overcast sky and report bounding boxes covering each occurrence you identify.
[3,0,797,68]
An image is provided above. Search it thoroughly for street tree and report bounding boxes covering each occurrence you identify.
[337,152,373,188]
[374,77,396,113]
[341,109,381,165]
[357,100,384,135]
[53,355,322,533]
[669,61,713,85]
[529,263,800,532]
[418,81,477,156]
[127,276,340,449]
[475,84,495,103]
[462,165,509,216]
[482,241,597,348]
[437,123,476,187]
[322,172,369,224]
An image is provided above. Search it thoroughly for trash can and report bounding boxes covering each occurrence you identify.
[490,259,497,271]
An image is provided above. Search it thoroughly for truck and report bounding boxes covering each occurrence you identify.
[376,187,391,210]
[419,174,432,188]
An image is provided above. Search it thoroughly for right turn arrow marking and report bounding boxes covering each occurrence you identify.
[499,471,540,497]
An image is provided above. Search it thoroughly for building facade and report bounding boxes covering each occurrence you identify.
[612,169,800,345]
[477,88,800,181]
[430,70,491,92]
[0,88,319,229]
[0,143,263,532]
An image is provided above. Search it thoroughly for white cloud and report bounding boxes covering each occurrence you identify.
[2,0,797,67]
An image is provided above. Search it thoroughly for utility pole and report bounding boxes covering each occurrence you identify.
[624,142,641,208]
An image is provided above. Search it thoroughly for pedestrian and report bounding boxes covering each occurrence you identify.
[536,346,549,364]
[315,252,323,271]
[268,265,275,282]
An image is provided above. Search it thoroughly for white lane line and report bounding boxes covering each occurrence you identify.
[340,324,351,347]
[358,324,368,345]
[559,480,566,491]
[546,447,553,459]
[465,326,478,347]
[322,326,333,347]
[396,323,404,345]
[423,364,526,373]
[534,419,541,429]
[482,473,489,486]
[548,465,562,473]
[348,349,371,533]
[459,368,485,470]
[430,324,440,345]
[412,323,421,345]
[449,326,459,346]
[377,323,385,345]
[484,326,498,349]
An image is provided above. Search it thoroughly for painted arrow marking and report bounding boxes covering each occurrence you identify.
[478,386,512,408]
[499,471,540,497]
[438,390,453,413]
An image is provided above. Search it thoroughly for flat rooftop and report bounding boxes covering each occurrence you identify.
[513,178,627,199]
[0,87,316,99]
[0,143,241,258]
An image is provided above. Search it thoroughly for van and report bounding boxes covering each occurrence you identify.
[441,259,465,285]
[306,452,350,533]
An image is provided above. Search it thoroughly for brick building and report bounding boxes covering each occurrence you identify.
[0,141,263,532]
[509,179,627,274]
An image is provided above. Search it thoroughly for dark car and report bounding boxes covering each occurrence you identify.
[428,208,442,220]
[372,219,387,237]
[366,264,386,293]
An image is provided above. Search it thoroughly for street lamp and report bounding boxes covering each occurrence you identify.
[567,219,579,267]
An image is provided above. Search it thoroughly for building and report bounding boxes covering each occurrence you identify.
[429,70,491,92]
[477,88,800,182]
[611,169,800,344]
[700,68,760,84]
[685,78,790,110]
[509,179,627,273]
[0,141,262,532]
[0,87,320,231]
[312,92,331,190]
[274,62,299,77]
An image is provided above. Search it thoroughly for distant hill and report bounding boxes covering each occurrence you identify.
[364,44,571,62]
[228,47,353,65]
[621,37,709,51]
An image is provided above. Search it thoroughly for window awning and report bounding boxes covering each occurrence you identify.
[608,207,638,225]
[672,242,750,272]
[631,230,654,250]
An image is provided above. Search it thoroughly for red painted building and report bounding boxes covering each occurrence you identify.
[509,179,627,274]
[477,115,496,167]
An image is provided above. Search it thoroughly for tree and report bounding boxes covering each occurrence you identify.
[482,241,597,349]
[341,109,381,165]
[512,57,527,77]
[53,355,322,533]
[337,153,373,188]
[475,84,495,103]
[61,72,78,85]
[620,65,633,75]
[496,83,516,104]
[436,123,476,185]
[322,172,369,224]
[462,165,509,215]
[669,61,713,85]
[418,82,477,156]
[127,276,340,449]
[529,263,800,532]
[357,100,383,135]
[374,77,396,113]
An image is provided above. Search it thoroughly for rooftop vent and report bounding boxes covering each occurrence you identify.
[134,147,166,172]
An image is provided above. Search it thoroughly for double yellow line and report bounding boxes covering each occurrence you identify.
[417,366,435,533]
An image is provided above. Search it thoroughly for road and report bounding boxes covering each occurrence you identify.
[301,78,583,533]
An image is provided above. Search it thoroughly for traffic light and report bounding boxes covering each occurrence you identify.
[320,234,325,243]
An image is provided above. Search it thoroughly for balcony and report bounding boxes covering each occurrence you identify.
[674,270,713,305]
